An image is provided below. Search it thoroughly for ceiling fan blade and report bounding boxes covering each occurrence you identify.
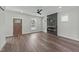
[0,6,4,11]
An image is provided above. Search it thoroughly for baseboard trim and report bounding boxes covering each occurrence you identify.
[58,34,79,41]
[6,31,44,38]
[0,41,6,51]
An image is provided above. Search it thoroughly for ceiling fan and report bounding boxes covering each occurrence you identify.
[0,6,4,11]
[37,9,42,15]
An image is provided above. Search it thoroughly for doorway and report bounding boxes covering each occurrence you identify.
[13,18,22,36]
[47,13,57,35]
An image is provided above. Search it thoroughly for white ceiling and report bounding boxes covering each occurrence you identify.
[5,6,79,16]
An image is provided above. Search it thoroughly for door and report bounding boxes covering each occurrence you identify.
[13,18,22,36]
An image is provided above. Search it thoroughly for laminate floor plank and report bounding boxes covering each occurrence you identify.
[1,32,79,52]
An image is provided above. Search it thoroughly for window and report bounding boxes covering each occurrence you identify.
[61,15,69,22]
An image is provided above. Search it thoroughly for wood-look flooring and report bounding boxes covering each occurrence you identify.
[1,32,79,52]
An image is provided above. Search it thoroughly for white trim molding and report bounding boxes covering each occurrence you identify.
[58,34,79,41]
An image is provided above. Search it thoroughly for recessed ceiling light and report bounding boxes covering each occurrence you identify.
[59,6,62,8]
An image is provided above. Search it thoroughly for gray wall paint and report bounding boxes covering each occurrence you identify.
[0,6,79,50]
[43,7,79,41]
[0,10,43,49]
[58,8,79,41]
[43,16,47,32]
[0,9,6,50]
[5,10,43,36]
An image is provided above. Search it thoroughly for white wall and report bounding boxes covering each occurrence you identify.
[0,9,43,50]
[5,10,43,37]
[0,9,6,50]
[42,16,47,32]
[1,6,79,50]
[58,7,79,41]
[37,7,79,41]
